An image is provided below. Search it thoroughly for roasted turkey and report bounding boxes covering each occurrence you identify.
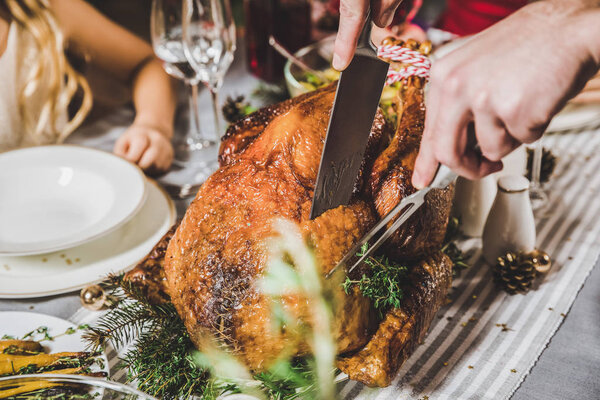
[126,42,454,387]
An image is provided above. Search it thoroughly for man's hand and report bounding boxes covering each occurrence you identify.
[114,123,174,174]
[412,1,600,188]
[333,0,404,70]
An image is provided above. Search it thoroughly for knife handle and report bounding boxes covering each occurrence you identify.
[357,11,376,53]
[430,164,458,190]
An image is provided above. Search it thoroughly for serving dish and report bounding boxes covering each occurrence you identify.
[284,36,335,97]
[0,311,108,376]
[0,179,175,298]
[0,145,147,256]
[0,374,156,399]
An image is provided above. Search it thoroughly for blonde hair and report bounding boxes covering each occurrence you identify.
[3,0,92,142]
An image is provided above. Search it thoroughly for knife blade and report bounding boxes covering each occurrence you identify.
[309,16,389,220]
[327,164,458,278]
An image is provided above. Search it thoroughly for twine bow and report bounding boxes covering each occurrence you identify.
[377,43,432,85]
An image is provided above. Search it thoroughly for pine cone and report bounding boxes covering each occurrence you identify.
[222,95,250,124]
[494,252,539,294]
[526,147,557,184]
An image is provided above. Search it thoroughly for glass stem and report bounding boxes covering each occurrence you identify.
[209,87,221,140]
[188,82,203,145]
[532,140,543,189]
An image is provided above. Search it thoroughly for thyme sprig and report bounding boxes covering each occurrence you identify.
[2,325,90,343]
[342,243,408,314]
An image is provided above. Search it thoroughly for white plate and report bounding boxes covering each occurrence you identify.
[0,180,175,298]
[0,145,147,256]
[0,311,108,375]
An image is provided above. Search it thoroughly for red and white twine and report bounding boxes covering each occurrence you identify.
[377,44,431,85]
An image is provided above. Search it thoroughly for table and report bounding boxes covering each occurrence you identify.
[1,44,598,400]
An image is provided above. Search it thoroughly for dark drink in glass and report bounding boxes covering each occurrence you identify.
[244,0,312,82]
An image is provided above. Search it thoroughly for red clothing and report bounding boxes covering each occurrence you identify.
[327,0,422,24]
[436,0,528,36]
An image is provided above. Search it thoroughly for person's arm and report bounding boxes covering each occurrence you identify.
[412,0,600,188]
[51,0,176,172]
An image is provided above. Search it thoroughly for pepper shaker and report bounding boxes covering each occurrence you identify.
[482,175,536,264]
[452,175,497,237]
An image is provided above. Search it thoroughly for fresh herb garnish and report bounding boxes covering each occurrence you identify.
[14,325,89,343]
[342,243,408,315]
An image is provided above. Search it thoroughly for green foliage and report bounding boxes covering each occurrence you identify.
[10,324,91,343]
[442,217,470,274]
[121,319,233,400]
[84,275,223,400]
[342,243,408,315]
[253,358,319,400]
[252,83,290,105]
[222,95,257,124]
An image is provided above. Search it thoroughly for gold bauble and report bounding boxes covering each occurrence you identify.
[80,284,106,311]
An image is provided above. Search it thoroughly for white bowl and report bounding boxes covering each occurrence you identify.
[0,145,146,256]
[284,36,335,97]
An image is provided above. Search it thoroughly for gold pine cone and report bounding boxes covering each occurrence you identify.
[493,250,551,295]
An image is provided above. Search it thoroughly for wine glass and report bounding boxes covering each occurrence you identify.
[182,0,236,138]
[529,139,549,214]
[151,0,218,173]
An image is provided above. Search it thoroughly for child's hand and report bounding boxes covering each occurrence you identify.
[114,123,174,174]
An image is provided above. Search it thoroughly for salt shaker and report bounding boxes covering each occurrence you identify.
[482,175,536,264]
[452,175,497,237]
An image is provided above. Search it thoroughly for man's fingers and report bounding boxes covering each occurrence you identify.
[371,0,402,27]
[413,78,461,189]
[436,121,503,180]
[454,145,503,180]
[412,135,438,189]
[333,0,369,70]
[473,113,520,161]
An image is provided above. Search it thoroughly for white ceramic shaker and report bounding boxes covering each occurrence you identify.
[482,175,536,264]
[452,175,497,237]
[452,146,528,238]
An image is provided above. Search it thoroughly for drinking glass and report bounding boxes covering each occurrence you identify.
[529,139,549,214]
[182,0,236,138]
[151,0,217,171]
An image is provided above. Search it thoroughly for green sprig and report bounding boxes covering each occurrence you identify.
[442,217,470,274]
[342,243,407,315]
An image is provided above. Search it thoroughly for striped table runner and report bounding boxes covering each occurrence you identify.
[342,126,600,399]
[70,126,600,399]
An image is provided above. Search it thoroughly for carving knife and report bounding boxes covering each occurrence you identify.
[327,165,458,278]
[310,14,389,219]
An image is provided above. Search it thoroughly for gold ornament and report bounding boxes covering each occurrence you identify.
[528,249,552,273]
[80,284,107,311]
[494,250,551,294]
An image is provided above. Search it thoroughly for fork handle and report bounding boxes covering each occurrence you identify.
[430,164,458,190]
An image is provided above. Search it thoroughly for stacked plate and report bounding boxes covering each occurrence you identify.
[0,145,176,298]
